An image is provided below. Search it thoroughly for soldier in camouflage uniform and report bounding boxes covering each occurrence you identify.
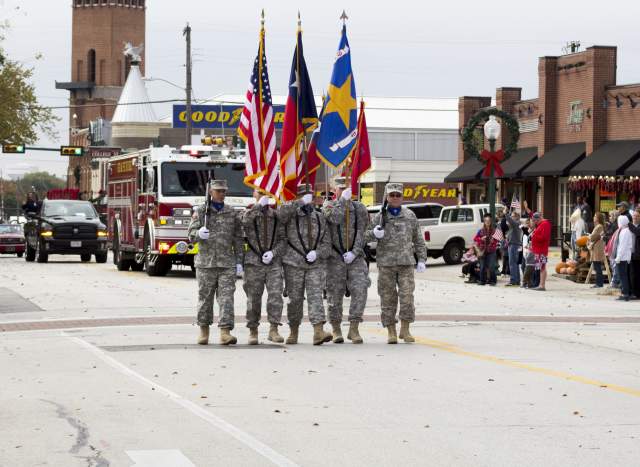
[366,182,427,344]
[322,177,369,344]
[278,185,333,345]
[241,189,286,345]
[188,179,244,346]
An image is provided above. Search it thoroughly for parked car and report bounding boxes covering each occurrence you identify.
[23,200,109,263]
[365,202,444,261]
[422,203,505,264]
[0,224,26,258]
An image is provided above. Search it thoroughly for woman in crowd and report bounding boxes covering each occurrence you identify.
[615,215,634,301]
[570,208,586,260]
[474,214,499,286]
[588,212,606,288]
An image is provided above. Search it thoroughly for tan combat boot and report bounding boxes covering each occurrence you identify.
[347,321,363,344]
[399,320,415,343]
[219,328,237,345]
[313,323,333,345]
[386,324,398,344]
[331,322,344,344]
[248,327,259,345]
[286,325,299,345]
[197,325,210,345]
[268,324,284,343]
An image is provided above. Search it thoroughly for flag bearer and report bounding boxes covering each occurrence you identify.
[241,189,286,344]
[278,185,333,345]
[366,183,427,344]
[188,180,244,346]
[322,177,369,343]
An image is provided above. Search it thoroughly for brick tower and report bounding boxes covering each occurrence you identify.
[57,0,146,131]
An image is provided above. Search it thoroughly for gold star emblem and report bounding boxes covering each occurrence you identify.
[324,75,356,129]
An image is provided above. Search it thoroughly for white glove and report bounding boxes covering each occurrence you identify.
[262,250,274,265]
[306,250,317,263]
[236,264,244,276]
[416,261,426,273]
[373,225,385,239]
[341,187,352,201]
[343,251,356,264]
[198,227,210,240]
[258,195,270,207]
[302,193,313,205]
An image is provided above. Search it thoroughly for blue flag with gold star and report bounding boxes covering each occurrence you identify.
[316,24,357,168]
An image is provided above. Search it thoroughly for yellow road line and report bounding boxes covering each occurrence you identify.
[370,329,640,398]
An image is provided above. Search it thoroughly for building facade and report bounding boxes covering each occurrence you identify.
[447,45,640,238]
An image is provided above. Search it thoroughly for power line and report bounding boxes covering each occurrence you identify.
[42,98,187,110]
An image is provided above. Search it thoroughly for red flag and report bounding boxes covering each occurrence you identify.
[238,23,280,199]
[349,100,372,197]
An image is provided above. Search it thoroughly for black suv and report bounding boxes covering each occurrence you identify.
[24,200,108,263]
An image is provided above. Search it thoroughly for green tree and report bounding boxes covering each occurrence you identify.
[0,23,59,144]
[0,171,66,219]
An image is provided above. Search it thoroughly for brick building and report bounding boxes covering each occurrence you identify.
[56,0,146,195]
[446,45,640,239]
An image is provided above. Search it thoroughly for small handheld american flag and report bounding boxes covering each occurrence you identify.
[492,227,505,242]
[510,193,521,212]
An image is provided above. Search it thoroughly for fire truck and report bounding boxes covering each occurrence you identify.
[107,144,252,276]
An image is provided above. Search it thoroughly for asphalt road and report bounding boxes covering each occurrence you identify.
[1,254,639,466]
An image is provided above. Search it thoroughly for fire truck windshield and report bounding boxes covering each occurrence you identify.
[161,162,252,197]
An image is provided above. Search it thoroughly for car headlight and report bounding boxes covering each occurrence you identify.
[41,230,53,237]
[97,230,108,237]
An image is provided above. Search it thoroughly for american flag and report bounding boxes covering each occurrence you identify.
[238,27,280,199]
[510,193,521,212]
[492,227,505,242]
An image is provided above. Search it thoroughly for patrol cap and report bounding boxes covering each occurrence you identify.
[385,182,403,195]
[296,184,313,196]
[332,177,348,189]
[210,179,228,190]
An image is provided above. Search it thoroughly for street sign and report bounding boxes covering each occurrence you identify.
[2,144,25,153]
[60,146,84,156]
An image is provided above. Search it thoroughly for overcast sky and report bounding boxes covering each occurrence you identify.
[2,0,640,178]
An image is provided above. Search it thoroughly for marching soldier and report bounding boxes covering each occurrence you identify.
[322,177,369,344]
[241,189,286,345]
[278,185,333,345]
[188,179,244,346]
[366,182,427,344]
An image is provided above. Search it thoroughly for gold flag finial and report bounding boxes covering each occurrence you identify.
[261,9,265,27]
[340,10,348,24]
[298,11,301,27]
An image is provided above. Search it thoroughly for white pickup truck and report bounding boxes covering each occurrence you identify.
[423,203,505,264]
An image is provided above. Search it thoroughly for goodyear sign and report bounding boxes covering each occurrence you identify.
[173,104,286,129]
[402,183,458,205]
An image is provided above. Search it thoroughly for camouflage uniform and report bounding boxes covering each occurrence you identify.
[241,203,286,329]
[278,200,331,326]
[366,206,427,326]
[323,197,370,323]
[188,203,243,329]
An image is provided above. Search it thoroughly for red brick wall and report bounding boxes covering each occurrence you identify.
[606,84,640,140]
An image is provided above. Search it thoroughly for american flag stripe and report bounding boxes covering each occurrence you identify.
[238,27,281,199]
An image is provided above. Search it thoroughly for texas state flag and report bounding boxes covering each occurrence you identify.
[316,24,358,169]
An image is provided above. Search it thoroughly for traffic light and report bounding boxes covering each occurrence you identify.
[60,146,84,156]
[2,144,25,153]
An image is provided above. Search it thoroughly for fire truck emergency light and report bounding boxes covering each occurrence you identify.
[60,146,84,156]
[2,144,25,153]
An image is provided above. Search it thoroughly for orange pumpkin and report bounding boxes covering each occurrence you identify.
[560,267,568,274]
[567,267,576,275]
[576,236,589,248]
[555,262,567,274]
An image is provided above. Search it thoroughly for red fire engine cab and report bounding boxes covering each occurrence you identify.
[107,145,252,276]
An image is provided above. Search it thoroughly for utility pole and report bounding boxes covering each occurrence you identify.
[0,169,4,221]
[183,23,193,145]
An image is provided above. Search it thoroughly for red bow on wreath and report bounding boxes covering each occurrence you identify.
[480,149,505,178]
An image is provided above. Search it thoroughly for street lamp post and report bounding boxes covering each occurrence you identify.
[483,115,501,223]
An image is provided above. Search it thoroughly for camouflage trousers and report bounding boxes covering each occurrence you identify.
[283,264,327,326]
[243,263,284,328]
[326,256,369,323]
[196,267,236,329]
[377,265,415,327]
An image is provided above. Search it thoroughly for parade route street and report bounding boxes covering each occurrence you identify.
[1,254,639,466]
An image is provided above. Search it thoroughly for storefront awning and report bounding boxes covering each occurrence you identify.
[498,147,538,179]
[522,143,586,177]
[570,140,640,176]
[624,155,640,176]
[444,158,484,183]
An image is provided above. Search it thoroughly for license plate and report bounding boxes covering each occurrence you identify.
[5,246,15,252]
[70,241,82,248]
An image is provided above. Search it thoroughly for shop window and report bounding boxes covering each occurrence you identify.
[568,101,584,125]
